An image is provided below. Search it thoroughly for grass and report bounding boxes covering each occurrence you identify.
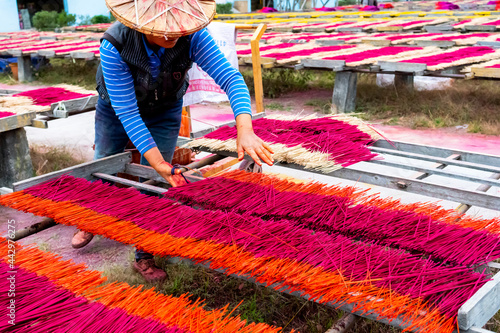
[265,102,292,111]
[36,58,99,90]
[305,98,332,114]
[102,256,343,333]
[30,144,85,176]
[355,74,500,135]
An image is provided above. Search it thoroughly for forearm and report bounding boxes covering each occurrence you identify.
[236,113,253,134]
[143,147,165,169]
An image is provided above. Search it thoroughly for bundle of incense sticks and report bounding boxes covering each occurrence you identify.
[0,175,495,333]
[0,85,96,114]
[0,111,16,119]
[0,238,286,333]
[187,114,384,173]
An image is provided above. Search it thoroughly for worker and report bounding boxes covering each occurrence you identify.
[71,0,274,282]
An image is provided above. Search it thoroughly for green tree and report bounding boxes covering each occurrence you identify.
[33,11,58,31]
[57,11,76,27]
[216,3,233,14]
[91,15,111,24]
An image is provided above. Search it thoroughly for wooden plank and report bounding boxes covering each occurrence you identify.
[464,25,496,31]
[0,112,36,133]
[476,41,500,48]
[301,59,345,70]
[251,23,267,115]
[315,40,345,46]
[373,140,500,167]
[362,39,392,47]
[304,27,327,33]
[416,40,456,47]
[378,61,427,73]
[44,95,98,118]
[458,271,500,330]
[38,50,56,57]
[471,67,500,79]
[70,51,97,60]
[12,152,132,191]
[424,25,454,32]
[377,26,404,32]
[29,119,48,129]
[337,27,363,33]
[369,146,500,174]
[93,173,168,194]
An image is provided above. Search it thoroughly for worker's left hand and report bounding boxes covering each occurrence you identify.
[237,128,274,166]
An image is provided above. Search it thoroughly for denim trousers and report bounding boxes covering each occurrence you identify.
[94,97,183,261]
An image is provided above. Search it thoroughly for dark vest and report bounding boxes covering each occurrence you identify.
[96,22,193,109]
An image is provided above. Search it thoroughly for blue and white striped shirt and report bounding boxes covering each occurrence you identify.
[100,28,252,155]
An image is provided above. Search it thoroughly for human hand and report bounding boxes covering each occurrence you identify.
[237,128,274,166]
[156,161,187,187]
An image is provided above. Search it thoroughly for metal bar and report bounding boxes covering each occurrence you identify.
[369,146,500,174]
[13,152,132,191]
[92,173,168,194]
[455,172,500,214]
[373,140,500,167]
[367,159,500,188]
[410,154,461,180]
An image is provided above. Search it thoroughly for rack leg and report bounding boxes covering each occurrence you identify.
[394,73,414,91]
[324,313,358,333]
[0,128,34,188]
[17,55,33,82]
[13,218,57,241]
[332,71,357,113]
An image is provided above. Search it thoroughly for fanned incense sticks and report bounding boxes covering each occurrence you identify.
[0,239,285,333]
[0,175,493,333]
[0,85,97,114]
[187,115,384,173]
[166,172,500,266]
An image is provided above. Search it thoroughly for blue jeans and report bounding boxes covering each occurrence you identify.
[94,97,183,261]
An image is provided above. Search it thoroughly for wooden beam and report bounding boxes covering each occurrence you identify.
[0,112,36,133]
[13,152,132,191]
[251,23,267,114]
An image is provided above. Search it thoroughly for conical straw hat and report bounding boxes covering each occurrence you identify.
[106,0,216,38]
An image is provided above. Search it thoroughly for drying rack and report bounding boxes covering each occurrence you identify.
[3,133,500,332]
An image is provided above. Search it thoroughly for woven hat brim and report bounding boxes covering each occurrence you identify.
[106,0,216,38]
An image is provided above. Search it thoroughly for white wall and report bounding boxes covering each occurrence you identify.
[66,0,109,20]
[0,0,21,32]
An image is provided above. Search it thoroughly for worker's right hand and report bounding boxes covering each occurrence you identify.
[156,161,187,187]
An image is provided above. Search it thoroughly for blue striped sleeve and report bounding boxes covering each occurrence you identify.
[190,29,253,118]
[100,39,157,155]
